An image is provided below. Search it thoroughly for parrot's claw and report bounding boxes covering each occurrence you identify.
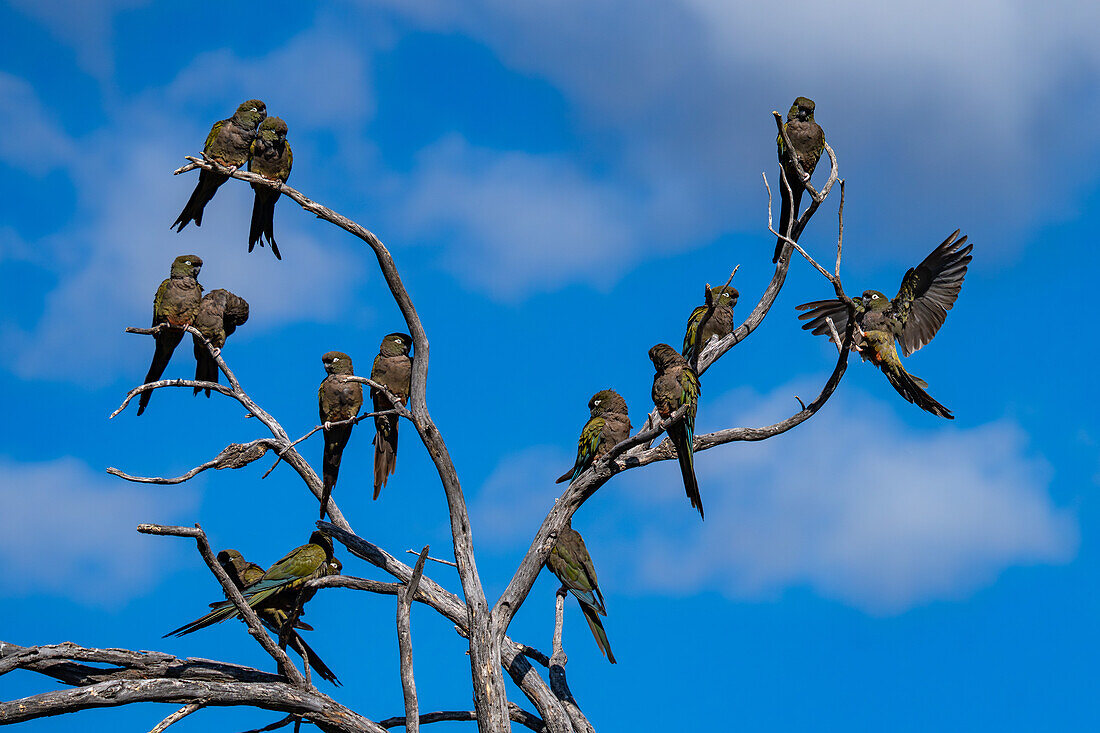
[211,347,221,359]
[323,421,333,431]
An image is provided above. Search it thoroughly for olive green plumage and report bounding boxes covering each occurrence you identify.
[650,343,703,519]
[796,230,972,419]
[318,352,363,519]
[137,255,204,416]
[556,389,631,484]
[773,97,825,263]
[248,116,292,259]
[173,99,266,232]
[191,289,249,397]
[168,538,342,685]
[682,285,739,366]
[546,524,616,664]
[371,333,412,500]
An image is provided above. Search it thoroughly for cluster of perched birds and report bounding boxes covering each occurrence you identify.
[141,97,971,680]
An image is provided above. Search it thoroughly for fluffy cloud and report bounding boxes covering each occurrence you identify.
[472,386,1077,614]
[0,456,199,606]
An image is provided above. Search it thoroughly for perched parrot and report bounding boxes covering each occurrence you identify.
[165,531,338,637]
[556,389,631,485]
[191,289,249,397]
[796,230,973,419]
[545,524,616,664]
[649,343,703,519]
[318,352,363,519]
[773,97,825,263]
[171,542,342,685]
[172,99,266,232]
[370,333,412,500]
[248,116,292,259]
[681,285,739,366]
[136,255,204,416]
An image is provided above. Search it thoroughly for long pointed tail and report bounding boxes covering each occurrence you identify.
[882,364,954,419]
[163,603,238,637]
[669,422,703,519]
[248,190,267,253]
[579,602,616,664]
[772,182,803,262]
[137,330,183,416]
[285,629,341,686]
[320,425,352,519]
[172,170,226,232]
[373,415,398,500]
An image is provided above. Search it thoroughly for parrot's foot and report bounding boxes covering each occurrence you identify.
[210,347,221,359]
[323,421,333,430]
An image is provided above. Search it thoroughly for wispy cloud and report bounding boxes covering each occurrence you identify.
[472,386,1077,614]
[0,456,200,606]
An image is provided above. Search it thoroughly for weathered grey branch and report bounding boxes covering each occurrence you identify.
[398,546,430,733]
[547,591,593,733]
[136,523,305,686]
[108,440,276,484]
[376,704,544,731]
[406,549,458,568]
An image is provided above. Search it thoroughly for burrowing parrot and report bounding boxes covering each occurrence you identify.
[165,531,338,637]
[172,99,266,232]
[546,523,616,664]
[796,230,972,418]
[556,389,631,485]
[319,352,363,519]
[136,255,203,416]
[191,289,249,397]
[371,333,412,500]
[649,343,703,519]
[681,285,739,366]
[248,116,292,259]
[773,96,825,263]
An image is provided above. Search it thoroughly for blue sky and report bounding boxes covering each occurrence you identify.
[1,1,1098,730]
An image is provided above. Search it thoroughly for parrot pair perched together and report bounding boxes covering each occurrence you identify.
[172,99,293,260]
[317,333,413,519]
[136,255,249,416]
[165,531,343,685]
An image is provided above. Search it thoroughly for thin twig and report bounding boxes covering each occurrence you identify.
[148,702,203,733]
[405,549,457,568]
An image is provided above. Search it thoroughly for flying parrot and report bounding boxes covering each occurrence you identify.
[796,230,972,418]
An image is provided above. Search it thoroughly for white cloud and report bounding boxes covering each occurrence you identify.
[0,73,76,175]
[398,136,641,298]
[473,386,1077,614]
[472,445,572,549]
[0,456,200,606]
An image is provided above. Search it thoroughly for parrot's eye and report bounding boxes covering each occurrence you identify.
[332,357,339,362]
[250,107,258,112]
[594,400,601,405]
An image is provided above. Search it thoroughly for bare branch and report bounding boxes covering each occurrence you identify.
[406,549,458,567]
[108,440,275,484]
[398,546,430,733]
[548,590,593,733]
[148,702,203,733]
[136,523,305,685]
[377,705,544,731]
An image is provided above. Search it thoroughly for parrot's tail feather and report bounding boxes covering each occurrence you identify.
[192,339,219,397]
[373,416,398,500]
[163,605,237,637]
[884,365,954,419]
[579,603,616,664]
[138,331,183,416]
[772,178,803,263]
[321,425,352,519]
[555,466,576,484]
[670,423,704,519]
[248,192,266,252]
[289,631,341,686]
[173,170,224,232]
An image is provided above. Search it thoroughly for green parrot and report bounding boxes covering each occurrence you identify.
[556,389,631,485]
[136,255,204,416]
[248,116,293,260]
[649,343,703,519]
[172,99,266,232]
[191,289,249,397]
[165,531,338,637]
[796,230,972,418]
[545,523,616,664]
[371,333,412,500]
[681,285,739,365]
[170,542,342,685]
[773,96,825,263]
[318,351,364,519]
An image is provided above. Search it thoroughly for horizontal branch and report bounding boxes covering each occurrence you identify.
[377,705,544,731]
[108,440,276,484]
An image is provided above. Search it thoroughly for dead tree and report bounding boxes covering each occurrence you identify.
[2,111,854,732]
